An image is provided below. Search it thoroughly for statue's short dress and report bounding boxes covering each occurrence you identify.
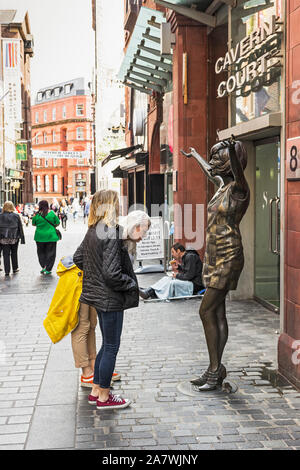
[203,181,250,291]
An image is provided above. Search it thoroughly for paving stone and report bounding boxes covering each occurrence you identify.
[212,442,239,450]
[237,442,264,449]
[6,415,31,430]
[0,434,27,445]
[262,440,288,448]
[129,439,157,447]
[0,423,30,434]
[197,436,220,443]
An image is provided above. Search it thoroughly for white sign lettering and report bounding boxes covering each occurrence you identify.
[32,150,89,159]
[216,15,283,98]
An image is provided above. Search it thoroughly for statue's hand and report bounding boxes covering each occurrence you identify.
[221,135,236,150]
[180,149,193,158]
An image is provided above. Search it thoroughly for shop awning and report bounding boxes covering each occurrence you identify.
[112,166,126,179]
[154,0,235,27]
[101,144,143,167]
[118,7,173,96]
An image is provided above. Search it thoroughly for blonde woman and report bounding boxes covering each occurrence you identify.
[0,201,25,276]
[73,190,139,410]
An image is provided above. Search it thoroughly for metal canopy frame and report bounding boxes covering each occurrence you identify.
[118,7,173,96]
[101,144,143,167]
[154,0,216,27]
[154,0,235,26]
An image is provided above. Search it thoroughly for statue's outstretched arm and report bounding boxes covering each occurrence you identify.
[181,148,223,187]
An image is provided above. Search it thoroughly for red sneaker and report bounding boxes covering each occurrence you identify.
[96,393,131,410]
[88,394,98,405]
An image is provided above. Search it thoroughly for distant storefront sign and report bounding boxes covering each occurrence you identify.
[136,217,164,261]
[286,137,300,180]
[7,168,24,180]
[16,142,27,161]
[2,39,22,123]
[76,180,86,187]
[32,150,89,159]
[216,15,283,98]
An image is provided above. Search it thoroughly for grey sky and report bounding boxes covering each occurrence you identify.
[0,0,95,97]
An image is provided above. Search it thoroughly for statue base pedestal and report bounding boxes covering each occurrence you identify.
[177,379,238,397]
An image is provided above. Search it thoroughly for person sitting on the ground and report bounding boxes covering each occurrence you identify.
[139,243,204,300]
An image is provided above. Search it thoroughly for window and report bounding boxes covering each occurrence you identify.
[54,87,60,97]
[44,175,50,192]
[37,92,43,101]
[64,84,71,94]
[52,130,56,142]
[36,158,40,167]
[43,132,47,144]
[35,112,39,124]
[53,175,58,192]
[45,90,52,99]
[53,158,57,167]
[76,104,84,116]
[52,108,56,121]
[62,105,66,119]
[44,110,47,122]
[36,175,41,192]
[77,158,85,166]
[45,159,49,168]
[34,134,39,144]
[76,127,84,140]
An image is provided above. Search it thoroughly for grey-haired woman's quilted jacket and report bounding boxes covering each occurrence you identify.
[73,223,139,312]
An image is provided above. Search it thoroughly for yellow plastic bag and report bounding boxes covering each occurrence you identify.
[43,256,83,344]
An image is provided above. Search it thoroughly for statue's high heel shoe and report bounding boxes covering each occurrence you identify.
[190,368,209,387]
[196,364,227,391]
[191,364,226,388]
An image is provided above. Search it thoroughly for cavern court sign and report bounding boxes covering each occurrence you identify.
[216,15,283,98]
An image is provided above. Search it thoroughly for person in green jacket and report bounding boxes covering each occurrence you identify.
[32,200,60,275]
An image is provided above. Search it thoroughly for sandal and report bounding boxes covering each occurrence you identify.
[191,364,226,387]
[196,364,227,391]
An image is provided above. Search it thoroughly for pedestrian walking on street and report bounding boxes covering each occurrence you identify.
[72,198,80,222]
[0,201,25,276]
[73,190,139,410]
[32,200,61,275]
[59,200,68,231]
[83,196,91,224]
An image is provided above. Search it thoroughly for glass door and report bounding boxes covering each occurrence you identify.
[255,138,280,312]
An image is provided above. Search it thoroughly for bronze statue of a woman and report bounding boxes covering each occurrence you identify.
[181,137,250,391]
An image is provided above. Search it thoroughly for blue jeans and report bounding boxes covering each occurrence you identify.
[94,310,124,388]
[152,276,194,299]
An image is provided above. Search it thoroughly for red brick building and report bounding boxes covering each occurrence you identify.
[31,77,94,202]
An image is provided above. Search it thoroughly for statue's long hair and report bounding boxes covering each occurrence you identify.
[209,141,247,176]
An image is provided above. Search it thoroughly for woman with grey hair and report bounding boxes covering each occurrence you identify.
[120,210,151,264]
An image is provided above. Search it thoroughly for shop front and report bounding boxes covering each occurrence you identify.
[75,173,88,201]
[4,168,25,206]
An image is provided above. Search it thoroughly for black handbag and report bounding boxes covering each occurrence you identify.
[41,214,62,240]
[123,288,139,310]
